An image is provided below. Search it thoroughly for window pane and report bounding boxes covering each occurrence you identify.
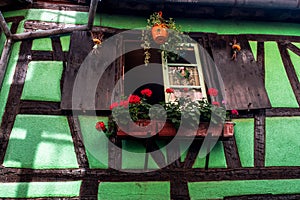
[168,66,200,86]
[167,46,196,64]
[167,88,203,102]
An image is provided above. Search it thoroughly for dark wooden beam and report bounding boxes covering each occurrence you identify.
[0,39,13,91]
[0,40,32,164]
[254,109,266,167]
[87,0,98,30]
[266,108,300,117]
[0,11,12,38]
[1,167,300,182]
[11,25,88,41]
[19,100,62,115]
[67,116,89,168]
[223,137,242,168]
[278,42,300,106]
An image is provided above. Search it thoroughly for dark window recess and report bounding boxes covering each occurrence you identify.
[208,34,271,110]
[123,41,165,104]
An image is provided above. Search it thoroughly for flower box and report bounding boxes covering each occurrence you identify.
[116,120,234,138]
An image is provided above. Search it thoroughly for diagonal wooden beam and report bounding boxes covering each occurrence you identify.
[0,38,13,92]
[0,12,12,38]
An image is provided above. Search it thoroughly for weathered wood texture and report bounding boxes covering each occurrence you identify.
[12,25,88,40]
[1,167,299,182]
[209,34,271,110]
[60,31,94,110]
[80,178,99,199]
[19,100,62,115]
[67,116,89,168]
[170,172,190,200]
[0,40,32,164]
[254,110,266,167]
[287,43,300,56]
[61,31,123,110]
[223,137,242,168]
[0,39,12,90]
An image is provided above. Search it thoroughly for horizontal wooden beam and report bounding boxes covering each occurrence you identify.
[0,167,299,182]
[11,25,88,40]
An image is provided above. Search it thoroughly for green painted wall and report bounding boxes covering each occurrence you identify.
[21,61,63,102]
[3,115,78,169]
[264,42,299,108]
[98,182,170,200]
[265,117,300,167]
[189,179,300,199]
[78,115,109,169]
[0,181,81,198]
[234,118,255,167]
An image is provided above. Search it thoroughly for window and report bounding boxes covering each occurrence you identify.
[162,43,207,102]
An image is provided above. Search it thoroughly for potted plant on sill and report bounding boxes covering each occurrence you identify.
[97,87,238,138]
[141,11,189,65]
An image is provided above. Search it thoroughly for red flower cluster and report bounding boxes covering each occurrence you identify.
[128,95,141,104]
[208,88,218,97]
[212,101,220,107]
[141,88,152,97]
[109,102,119,110]
[119,100,129,108]
[231,109,239,115]
[95,121,107,132]
[166,88,174,93]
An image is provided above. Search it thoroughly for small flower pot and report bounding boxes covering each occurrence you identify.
[223,121,235,137]
[151,24,169,45]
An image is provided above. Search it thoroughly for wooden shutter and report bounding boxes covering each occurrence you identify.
[208,34,271,110]
[61,31,94,110]
[61,31,123,111]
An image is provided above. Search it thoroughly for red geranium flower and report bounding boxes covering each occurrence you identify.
[109,102,119,110]
[212,101,220,107]
[166,88,174,93]
[231,109,239,115]
[183,88,189,92]
[208,88,218,97]
[119,100,129,108]
[141,88,152,97]
[128,95,141,104]
[95,121,107,132]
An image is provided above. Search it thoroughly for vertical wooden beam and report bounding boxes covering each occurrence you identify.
[80,178,99,199]
[257,42,265,84]
[87,0,99,30]
[170,172,190,200]
[0,38,13,91]
[0,12,12,38]
[254,109,266,167]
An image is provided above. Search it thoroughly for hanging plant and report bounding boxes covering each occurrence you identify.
[141,11,189,65]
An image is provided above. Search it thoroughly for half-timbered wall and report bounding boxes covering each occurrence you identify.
[0,9,299,199]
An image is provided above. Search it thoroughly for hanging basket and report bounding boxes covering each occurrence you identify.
[151,24,169,45]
